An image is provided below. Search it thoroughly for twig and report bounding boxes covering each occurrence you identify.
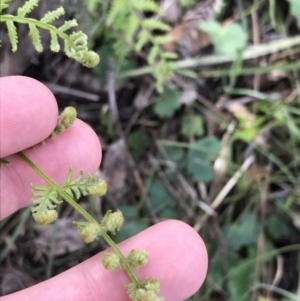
[118,36,300,78]
[44,82,100,102]
[210,155,255,210]
[194,155,255,231]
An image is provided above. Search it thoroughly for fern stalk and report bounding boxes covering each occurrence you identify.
[1,15,76,50]
[17,151,142,286]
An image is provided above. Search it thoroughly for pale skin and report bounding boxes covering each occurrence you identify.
[0,76,208,301]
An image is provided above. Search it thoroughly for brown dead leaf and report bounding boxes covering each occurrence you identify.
[163,21,210,55]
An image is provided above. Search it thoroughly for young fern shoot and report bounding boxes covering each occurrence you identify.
[1,1,165,300]
[0,0,99,67]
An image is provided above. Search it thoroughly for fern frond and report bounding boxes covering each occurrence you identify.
[62,168,99,199]
[179,0,196,8]
[6,20,18,52]
[131,0,159,12]
[31,185,61,206]
[31,167,106,217]
[40,6,65,24]
[28,23,43,52]
[31,184,61,225]
[17,0,39,18]
[58,19,78,33]
[0,0,12,13]
[148,45,159,65]
[142,19,171,31]
[50,31,60,52]
[106,0,128,25]
[161,51,178,59]
[1,2,99,67]
[152,35,174,45]
[136,31,150,51]
[125,13,140,42]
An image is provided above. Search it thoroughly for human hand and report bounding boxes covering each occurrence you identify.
[0,76,208,301]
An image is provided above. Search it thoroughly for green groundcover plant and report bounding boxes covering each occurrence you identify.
[0,1,164,300]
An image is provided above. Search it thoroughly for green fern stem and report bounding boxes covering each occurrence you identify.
[0,14,77,50]
[17,151,142,287]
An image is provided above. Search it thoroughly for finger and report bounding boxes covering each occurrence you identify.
[0,119,102,220]
[0,76,58,157]
[2,220,208,301]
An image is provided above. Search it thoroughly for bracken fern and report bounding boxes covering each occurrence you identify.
[0,0,99,67]
[87,0,179,92]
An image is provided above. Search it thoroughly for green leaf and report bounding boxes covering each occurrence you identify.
[136,31,150,51]
[126,13,140,41]
[223,212,260,251]
[199,21,248,56]
[265,215,291,240]
[187,137,221,182]
[148,45,160,65]
[93,45,112,83]
[148,178,177,215]
[131,0,159,12]
[0,0,12,13]
[106,0,128,25]
[41,7,65,24]
[28,23,43,52]
[153,87,181,117]
[118,205,139,219]
[188,159,215,182]
[58,20,78,33]
[127,130,150,159]
[227,249,256,301]
[142,19,171,31]
[287,0,300,28]
[152,35,174,45]
[163,145,184,162]
[50,31,60,52]
[17,0,39,17]
[161,51,178,59]
[181,114,204,138]
[179,0,195,8]
[6,20,18,52]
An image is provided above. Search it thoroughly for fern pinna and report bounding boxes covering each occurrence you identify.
[103,0,179,92]
[0,0,99,67]
[1,1,166,299]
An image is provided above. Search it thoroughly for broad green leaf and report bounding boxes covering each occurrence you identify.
[118,205,139,219]
[265,215,291,240]
[287,0,300,28]
[147,178,177,215]
[199,21,248,56]
[223,212,260,251]
[181,114,204,138]
[187,137,221,182]
[188,159,215,182]
[153,88,181,117]
[127,130,150,159]
[163,145,184,162]
[227,248,256,301]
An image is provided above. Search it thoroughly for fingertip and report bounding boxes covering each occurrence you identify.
[141,220,208,300]
[0,76,58,157]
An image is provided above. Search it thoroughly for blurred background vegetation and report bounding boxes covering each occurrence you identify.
[0,0,300,300]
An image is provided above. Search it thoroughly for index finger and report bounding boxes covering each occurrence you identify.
[0,76,58,157]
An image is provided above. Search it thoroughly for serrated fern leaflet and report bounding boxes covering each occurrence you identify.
[31,167,106,211]
[0,0,99,67]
